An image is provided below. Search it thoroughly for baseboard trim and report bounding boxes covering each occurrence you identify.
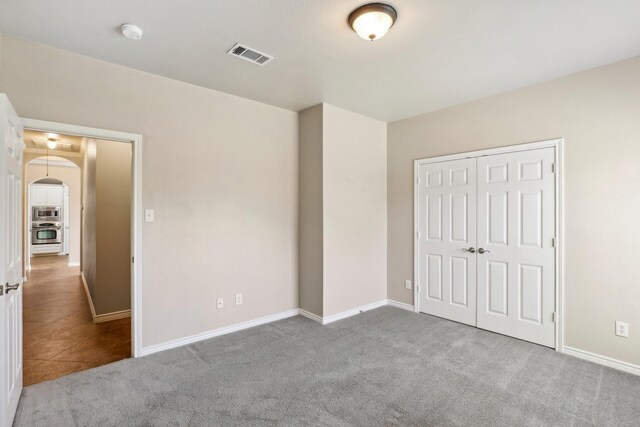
[81,272,131,324]
[68,262,80,267]
[140,308,300,357]
[94,310,131,323]
[562,346,640,376]
[301,300,412,325]
[299,309,323,323]
[80,272,97,320]
[386,299,414,312]
[322,299,388,325]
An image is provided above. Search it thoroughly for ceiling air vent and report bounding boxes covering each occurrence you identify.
[227,43,273,66]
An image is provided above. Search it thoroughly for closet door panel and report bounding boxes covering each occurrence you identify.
[417,159,477,326]
[476,147,556,347]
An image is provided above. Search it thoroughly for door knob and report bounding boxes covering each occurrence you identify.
[462,247,476,253]
[478,248,490,254]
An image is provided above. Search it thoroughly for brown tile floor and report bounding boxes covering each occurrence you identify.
[23,255,131,385]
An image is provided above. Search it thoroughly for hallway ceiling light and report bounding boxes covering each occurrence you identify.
[348,3,397,41]
[46,139,58,150]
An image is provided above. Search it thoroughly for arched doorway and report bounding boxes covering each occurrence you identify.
[24,156,81,271]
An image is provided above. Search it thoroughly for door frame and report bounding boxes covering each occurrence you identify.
[21,118,144,357]
[413,138,565,351]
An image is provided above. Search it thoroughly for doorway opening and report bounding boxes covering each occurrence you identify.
[20,121,142,385]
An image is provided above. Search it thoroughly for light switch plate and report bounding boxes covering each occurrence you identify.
[217,298,224,309]
[405,280,412,290]
[144,209,155,223]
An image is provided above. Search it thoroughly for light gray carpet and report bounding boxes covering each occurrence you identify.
[14,306,640,426]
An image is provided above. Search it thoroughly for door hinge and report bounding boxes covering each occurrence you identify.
[416,231,421,239]
[0,284,3,295]
[551,238,555,248]
[132,256,135,263]
[551,312,556,322]
[417,176,421,185]
[551,163,555,173]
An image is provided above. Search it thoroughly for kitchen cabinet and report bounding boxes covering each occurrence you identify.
[31,184,63,206]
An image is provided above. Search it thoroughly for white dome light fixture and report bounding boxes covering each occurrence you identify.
[46,139,58,150]
[121,23,144,41]
[348,3,397,41]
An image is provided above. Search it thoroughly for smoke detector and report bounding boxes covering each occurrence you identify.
[227,43,273,66]
[121,24,144,41]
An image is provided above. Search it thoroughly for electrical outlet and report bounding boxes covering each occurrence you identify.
[615,321,629,338]
[235,294,243,305]
[405,280,412,290]
[217,298,224,310]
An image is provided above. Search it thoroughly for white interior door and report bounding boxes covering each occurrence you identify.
[418,159,477,326]
[476,147,556,347]
[0,95,24,427]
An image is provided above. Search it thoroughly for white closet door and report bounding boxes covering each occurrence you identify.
[476,147,556,347]
[418,159,477,326]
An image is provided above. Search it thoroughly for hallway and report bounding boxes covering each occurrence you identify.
[23,256,130,385]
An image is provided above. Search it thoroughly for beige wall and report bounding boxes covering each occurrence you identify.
[322,104,387,316]
[0,36,299,348]
[82,138,131,315]
[95,139,132,314]
[298,105,324,316]
[25,162,81,265]
[388,56,640,365]
[298,104,387,318]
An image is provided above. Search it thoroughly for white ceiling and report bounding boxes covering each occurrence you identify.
[1,0,640,122]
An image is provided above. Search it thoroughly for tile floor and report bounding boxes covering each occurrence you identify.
[23,255,131,385]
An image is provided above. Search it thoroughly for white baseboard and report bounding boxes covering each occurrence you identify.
[562,346,640,376]
[299,300,390,325]
[299,309,323,323]
[81,272,130,324]
[300,300,413,325]
[387,299,414,312]
[68,261,80,267]
[140,309,300,357]
[322,300,388,324]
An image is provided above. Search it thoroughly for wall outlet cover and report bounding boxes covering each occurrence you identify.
[405,280,412,290]
[615,321,629,338]
[235,294,243,305]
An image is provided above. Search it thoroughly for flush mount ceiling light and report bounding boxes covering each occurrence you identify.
[46,138,58,150]
[121,23,144,41]
[348,3,397,41]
